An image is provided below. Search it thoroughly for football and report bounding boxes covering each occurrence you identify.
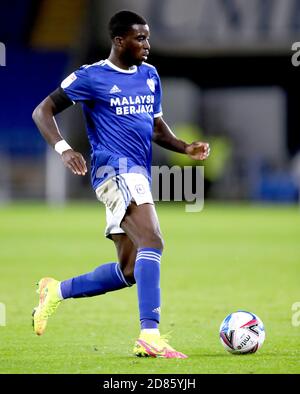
[219,311,265,354]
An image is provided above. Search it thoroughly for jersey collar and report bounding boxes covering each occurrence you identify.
[105,59,137,74]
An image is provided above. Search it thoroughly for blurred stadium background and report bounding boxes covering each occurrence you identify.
[1,0,300,204]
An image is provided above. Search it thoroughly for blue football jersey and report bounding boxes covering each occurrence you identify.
[61,59,163,189]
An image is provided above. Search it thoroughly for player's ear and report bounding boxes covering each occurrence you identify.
[113,36,124,47]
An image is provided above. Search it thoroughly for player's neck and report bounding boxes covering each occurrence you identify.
[107,53,134,71]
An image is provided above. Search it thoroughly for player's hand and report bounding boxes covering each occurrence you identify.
[61,149,87,175]
[185,141,210,161]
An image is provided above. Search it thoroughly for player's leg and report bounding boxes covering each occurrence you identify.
[111,233,136,285]
[32,235,136,337]
[121,202,163,328]
[121,201,163,250]
[32,178,136,336]
[121,202,187,358]
[32,246,134,336]
[32,259,133,336]
[55,225,137,302]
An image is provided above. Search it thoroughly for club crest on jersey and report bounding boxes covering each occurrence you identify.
[147,78,155,93]
[135,184,145,194]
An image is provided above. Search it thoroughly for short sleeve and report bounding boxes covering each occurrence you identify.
[153,71,163,118]
[60,66,92,103]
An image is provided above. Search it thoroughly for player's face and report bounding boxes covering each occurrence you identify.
[122,24,150,66]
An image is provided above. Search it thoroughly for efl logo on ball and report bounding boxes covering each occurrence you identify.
[219,311,265,354]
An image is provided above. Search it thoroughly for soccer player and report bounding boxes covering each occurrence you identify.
[32,10,210,359]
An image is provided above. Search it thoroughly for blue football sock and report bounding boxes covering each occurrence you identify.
[60,262,131,299]
[134,248,162,330]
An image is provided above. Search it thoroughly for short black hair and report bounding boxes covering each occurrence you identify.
[108,10,147,39]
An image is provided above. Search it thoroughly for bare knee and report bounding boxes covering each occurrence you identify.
[119,249,137,284]
[121,203,164,251]
[121,265,136,285]
[112,234,137,285]
[138,231,164,251]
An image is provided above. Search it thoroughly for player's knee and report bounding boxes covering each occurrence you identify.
[122,267,136,285]
[119,255,136,285]
[139,232,164,251]
[156,234,164,251]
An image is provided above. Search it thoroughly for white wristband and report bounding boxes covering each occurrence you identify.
[54,140,72,155]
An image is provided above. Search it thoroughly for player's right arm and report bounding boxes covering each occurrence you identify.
[32,89,87,176]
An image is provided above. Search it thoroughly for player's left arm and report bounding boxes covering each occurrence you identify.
[153,116,210,160]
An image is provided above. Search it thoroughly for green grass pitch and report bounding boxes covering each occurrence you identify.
[0,202,299,374]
